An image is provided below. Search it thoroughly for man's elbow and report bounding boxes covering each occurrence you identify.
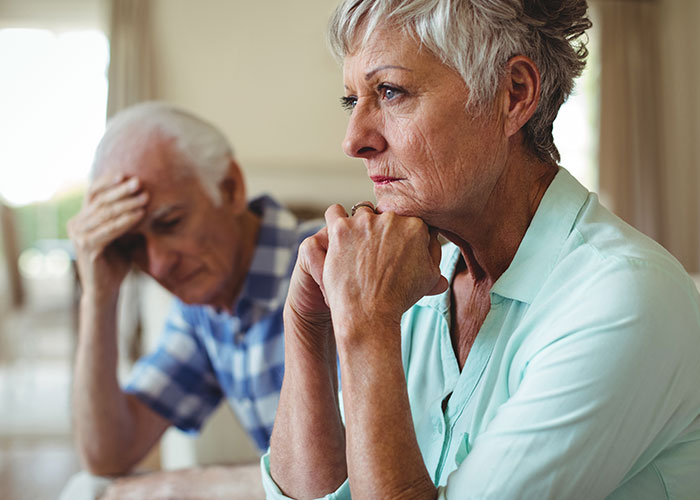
[79,444,137,477]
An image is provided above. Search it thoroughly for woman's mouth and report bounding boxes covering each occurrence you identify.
[370,175,401,185]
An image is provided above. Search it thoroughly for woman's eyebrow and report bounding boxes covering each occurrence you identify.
[365,65,412,80]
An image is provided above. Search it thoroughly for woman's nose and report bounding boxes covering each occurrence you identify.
[342,102,387,159]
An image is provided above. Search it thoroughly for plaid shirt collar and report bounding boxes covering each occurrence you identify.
[230,195,301,317]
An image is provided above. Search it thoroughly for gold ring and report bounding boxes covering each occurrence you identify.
[351,202,376,216]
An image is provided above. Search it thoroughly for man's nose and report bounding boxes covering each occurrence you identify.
[341,101,387,159]
[145,239,177,281]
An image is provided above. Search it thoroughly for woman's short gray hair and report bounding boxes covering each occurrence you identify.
[328,0,591,163]
[92,102,233,204]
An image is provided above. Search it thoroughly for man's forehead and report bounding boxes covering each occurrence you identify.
[99,130,189,174]
[99,146,199,223]
[103,142,168,176]
[124,200,188,238]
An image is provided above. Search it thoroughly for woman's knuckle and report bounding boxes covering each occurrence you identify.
[301,235,321,255]
[300,237,314,253]
[406,215,421,227]
[336,218,354,237]
[324,204,340,218]
[300,236,312,249]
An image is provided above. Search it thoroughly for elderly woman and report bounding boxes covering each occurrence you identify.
[264,0,700,498]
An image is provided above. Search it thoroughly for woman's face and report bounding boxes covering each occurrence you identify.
[342,28,507,228]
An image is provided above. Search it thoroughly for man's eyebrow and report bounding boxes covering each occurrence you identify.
[364,65,412,80]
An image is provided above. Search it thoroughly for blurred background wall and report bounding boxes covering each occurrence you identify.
[147,0,372,208]
[0,1,698,499]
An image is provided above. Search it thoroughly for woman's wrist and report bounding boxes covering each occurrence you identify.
[331,316,403,364]
[283,302,336,363]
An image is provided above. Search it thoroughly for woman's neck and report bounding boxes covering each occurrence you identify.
[442,150,558,286]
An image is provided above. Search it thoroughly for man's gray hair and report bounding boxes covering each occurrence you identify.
[327,0,591,163]
[92,102,233,204]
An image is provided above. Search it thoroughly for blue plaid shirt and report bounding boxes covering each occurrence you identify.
[124,195,322,452]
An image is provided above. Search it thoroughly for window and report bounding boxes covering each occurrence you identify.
[0,21,109,447]
[0,28,108,207]
[553,13,600,192]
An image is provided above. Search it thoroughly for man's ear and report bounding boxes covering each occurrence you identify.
[219,158,247,213]
[500,55,541,138]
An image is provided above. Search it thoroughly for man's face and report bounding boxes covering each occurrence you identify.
[109,140,247,307]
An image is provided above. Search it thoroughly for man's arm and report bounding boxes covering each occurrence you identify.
[68,174,168,475]
[72,288,170,474]
[100,464,264,500]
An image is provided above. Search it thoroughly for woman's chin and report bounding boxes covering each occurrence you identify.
[375,196,405,214]
[376,200,421,219]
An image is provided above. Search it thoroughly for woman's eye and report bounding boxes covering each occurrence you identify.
[379,84,403,102]
[340,96,357,112]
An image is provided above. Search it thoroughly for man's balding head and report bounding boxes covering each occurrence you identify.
[77,102,253,308]
[92,102,234,205]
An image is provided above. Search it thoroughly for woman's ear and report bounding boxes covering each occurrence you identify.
[219,158,247,213]
[501,55,541,138]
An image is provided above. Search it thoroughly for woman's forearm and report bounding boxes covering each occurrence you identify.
[269,306,347,499]
[336,321,437,500]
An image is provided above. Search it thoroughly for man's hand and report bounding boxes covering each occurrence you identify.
[69,174,158,473]
[100,465,264,500]
[67,174,148,301]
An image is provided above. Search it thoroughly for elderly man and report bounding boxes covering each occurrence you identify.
[64,102,320,499]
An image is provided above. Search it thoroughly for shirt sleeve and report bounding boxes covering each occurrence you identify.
[260,452,351,500]
[262,390,350,499]
[124,300,223,432]
[439,259,700,499]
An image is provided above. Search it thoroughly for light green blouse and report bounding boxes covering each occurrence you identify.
[262,168,700,499]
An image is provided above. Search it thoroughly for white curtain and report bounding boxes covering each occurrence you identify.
[597,0,661,240]
[595,0,700,272]
[106,0,155,118]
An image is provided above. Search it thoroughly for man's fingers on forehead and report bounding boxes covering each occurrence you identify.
[88,173,140,203]
[91,177,143,206]
[91,208,145,247]
[83,193,148,232]
[88,172,125,195]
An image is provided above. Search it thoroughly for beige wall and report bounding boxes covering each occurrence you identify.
[0,0,106,31]
[149,0,373,209]
[4,0,698,259]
